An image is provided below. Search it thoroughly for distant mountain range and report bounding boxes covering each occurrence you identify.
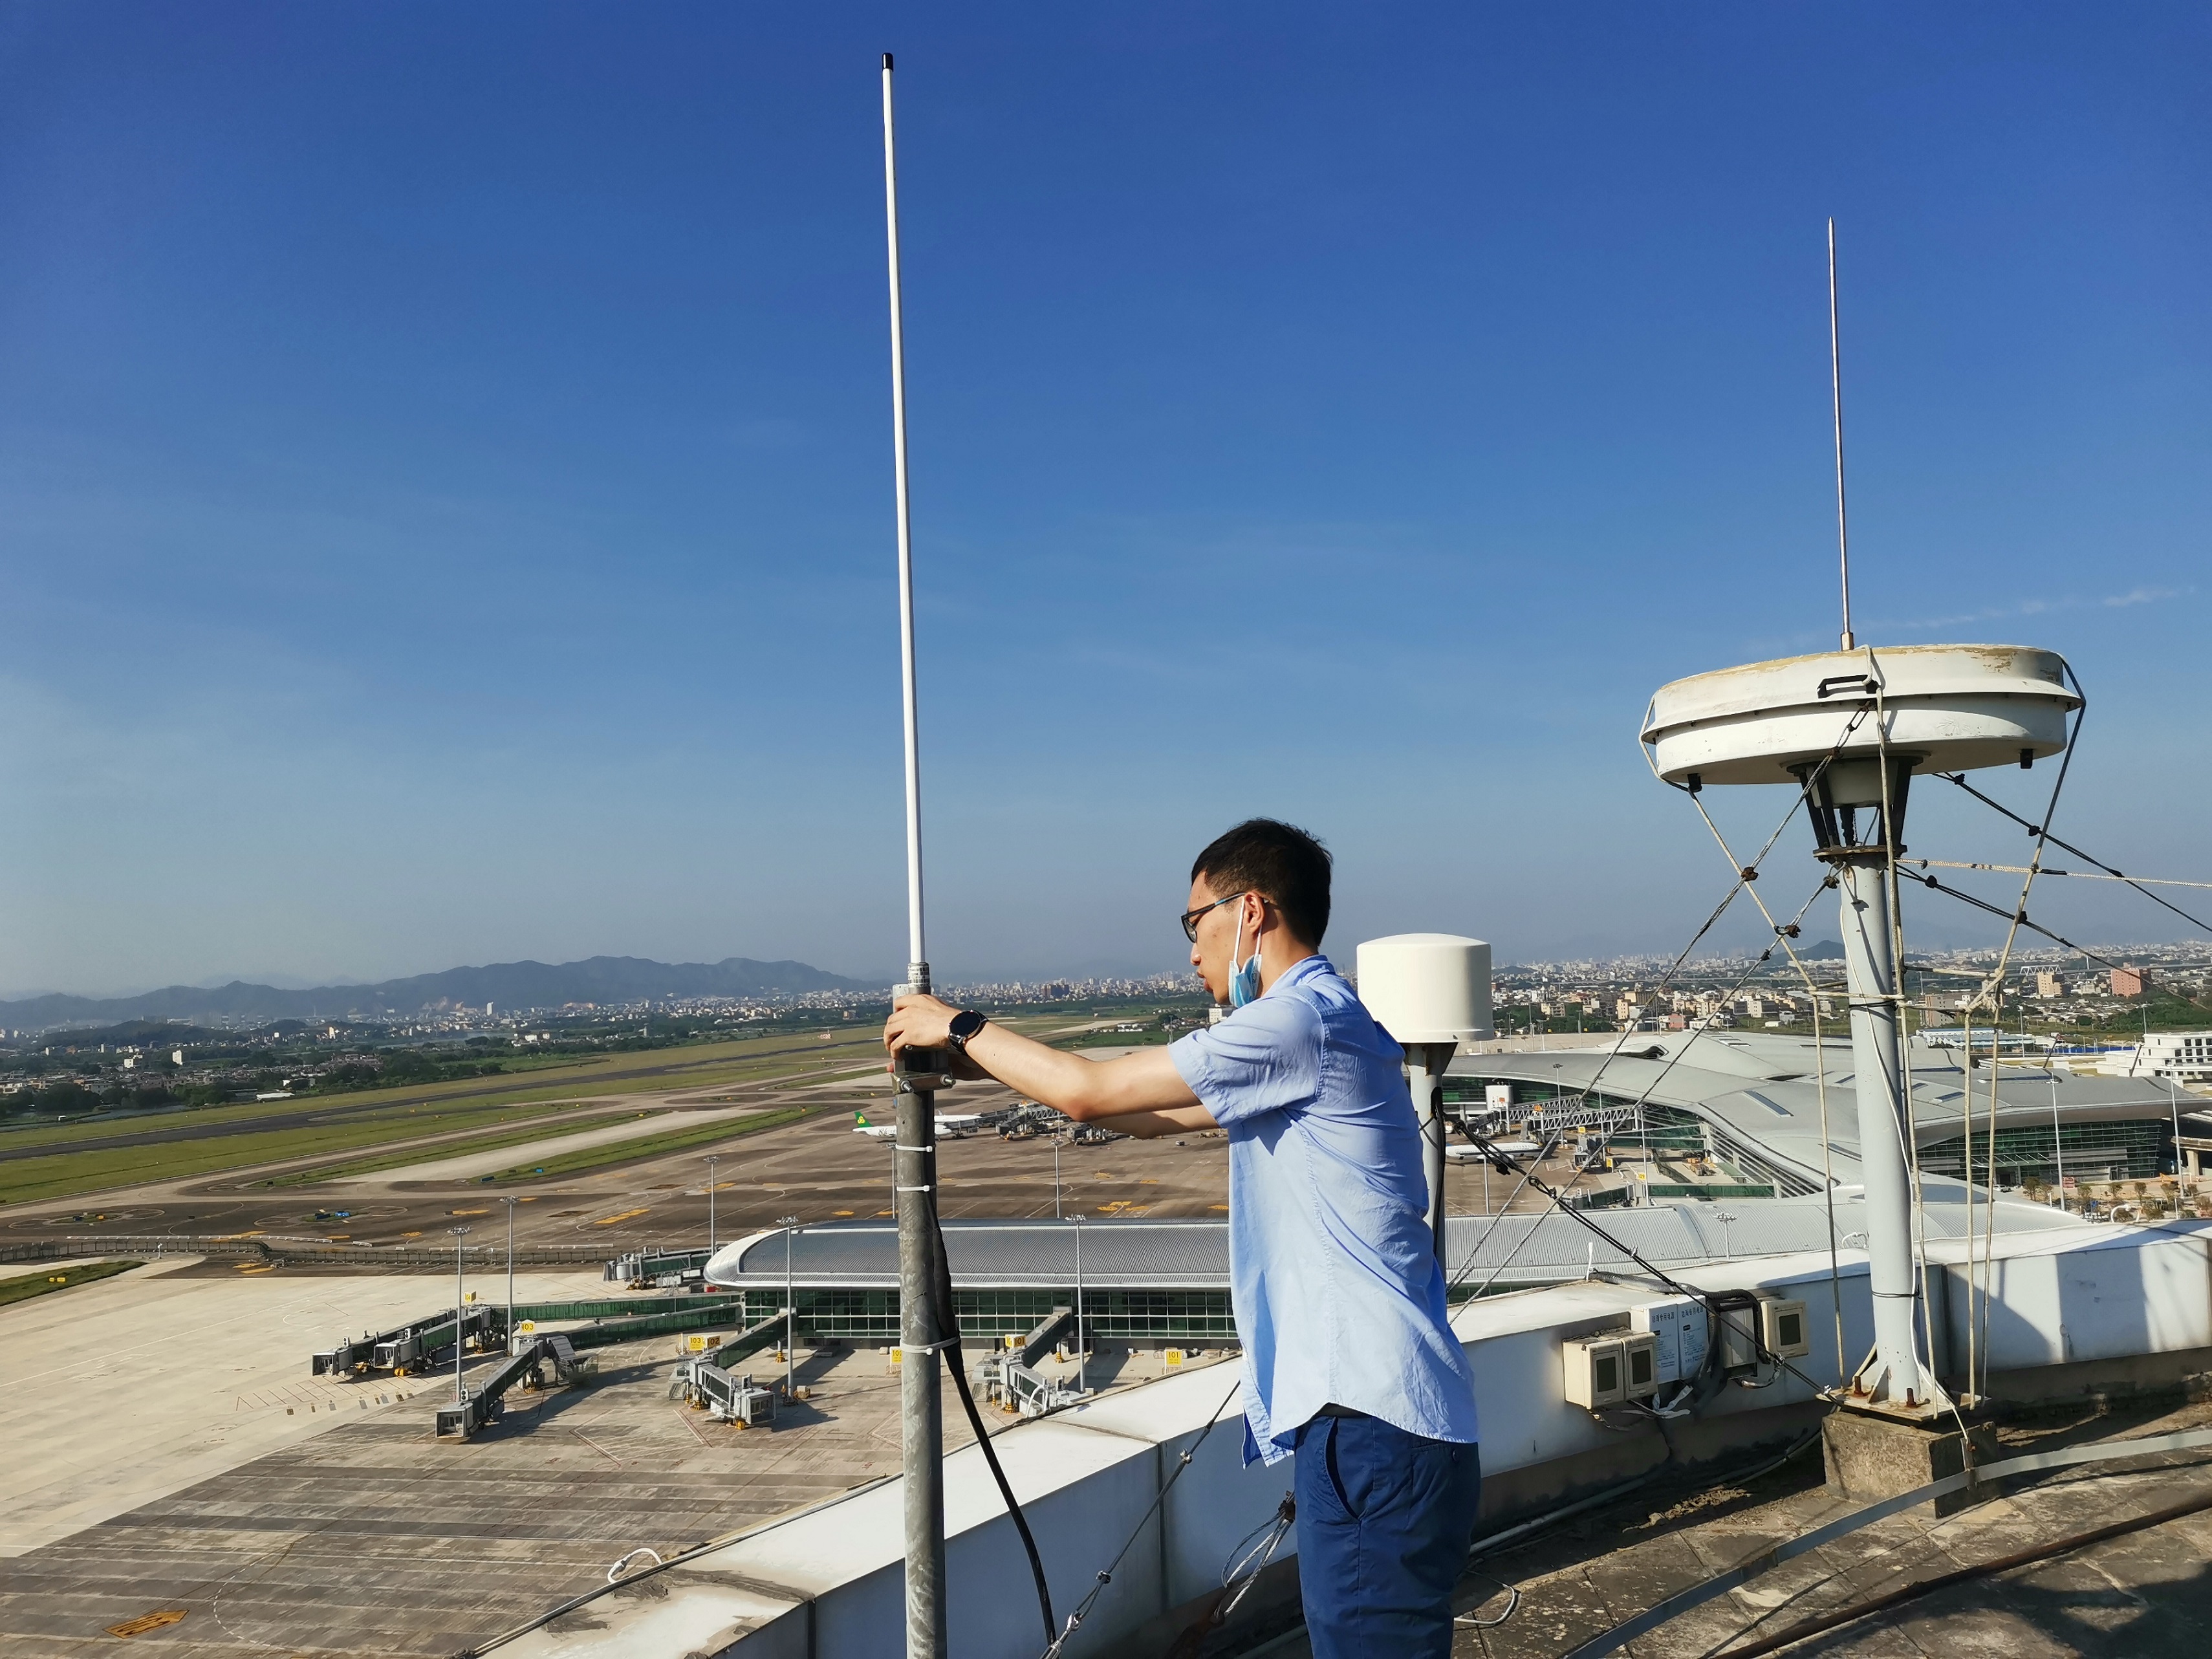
[0,955,881,1032]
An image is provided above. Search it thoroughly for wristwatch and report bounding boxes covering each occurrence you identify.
[947,1009,988,1054]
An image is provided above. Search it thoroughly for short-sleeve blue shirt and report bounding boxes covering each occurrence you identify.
[1170,954,1480,1464]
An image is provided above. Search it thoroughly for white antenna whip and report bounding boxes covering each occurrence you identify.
[1828,217,1854,652]
[884,52,928,992]
[880,53,949,1659]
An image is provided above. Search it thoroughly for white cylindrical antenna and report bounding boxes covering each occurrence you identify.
[1828,217,1854,653]
[881,53,948,1659]
[884,51,927,990]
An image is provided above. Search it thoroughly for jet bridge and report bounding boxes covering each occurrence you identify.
[314,1307,500,1377]
[311,1292,752,1380]
[603,1246,715,1288]
[429,1301,775,1440]
[435,1334,596,1440]
[975,1305,1089,1418]
[667,1312,790,1424]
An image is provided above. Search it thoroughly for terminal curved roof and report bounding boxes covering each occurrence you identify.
[703,1194,2080,1297]
[1451,1030,2183,1189]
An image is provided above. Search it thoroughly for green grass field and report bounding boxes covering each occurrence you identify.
[0,1258,142,1309]
[490,1105,819,1182]
[0,1027,889,1152]
[263,1109,656,1186]
[0,1096,642,1208]
[0,1014,1109,1208]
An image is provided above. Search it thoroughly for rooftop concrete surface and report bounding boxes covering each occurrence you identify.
[1404,1394,2212,1657]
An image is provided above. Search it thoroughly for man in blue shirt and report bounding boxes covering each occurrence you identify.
[884,819,1482,1656]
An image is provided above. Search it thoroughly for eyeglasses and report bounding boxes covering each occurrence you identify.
[1178,892,1248,943]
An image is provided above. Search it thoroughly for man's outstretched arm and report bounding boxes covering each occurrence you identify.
[882,994,1216,1139]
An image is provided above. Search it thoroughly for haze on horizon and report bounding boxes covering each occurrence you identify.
[3,5,2206,1000]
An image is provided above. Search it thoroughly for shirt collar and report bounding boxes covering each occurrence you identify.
[1264,953,1332,995]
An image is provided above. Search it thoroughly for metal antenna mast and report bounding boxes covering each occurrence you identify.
[881,50,948,1659]
[1829,217,1854,651]
[886,56,927,986]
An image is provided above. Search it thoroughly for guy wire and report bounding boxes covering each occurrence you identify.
[1039,1374,1245,1658]
[1675,801,1861,1391]
[1903,859,2212,896]
[1457,876,1834,1305]
[1451,701,1883,1304]
[1938,658,2081,1400]
[1453,1122,1837,1398]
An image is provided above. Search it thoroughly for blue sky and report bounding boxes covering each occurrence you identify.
[1,3,2205,995]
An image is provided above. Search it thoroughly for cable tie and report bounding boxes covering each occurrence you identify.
[894,1184,933,1193]
[893,1144,935,1153]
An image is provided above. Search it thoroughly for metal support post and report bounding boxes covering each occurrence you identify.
[706,1155,721,1263]
[1404,1041,1455,1269]
[1072,1212,1086,1392]
[2050,1072,2066,1200]
[895,1066,946,1656]
[1838,859,1929,1407]
[779,1214,801,1395]
[502,1197,516,1350]
[451,1225,470,1405]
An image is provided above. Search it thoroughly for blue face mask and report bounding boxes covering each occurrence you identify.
[1228,905,1263,1010]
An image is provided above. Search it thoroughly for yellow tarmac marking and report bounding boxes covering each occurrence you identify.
[447,1208,490,1217]
[593,1207,651,1226]
[107,1609,188,1638]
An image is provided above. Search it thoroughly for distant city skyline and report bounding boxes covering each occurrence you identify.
[3,5,2206,995]
[14,936,2209,1014]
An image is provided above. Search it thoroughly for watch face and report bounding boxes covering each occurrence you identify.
[949,1010,986,1040]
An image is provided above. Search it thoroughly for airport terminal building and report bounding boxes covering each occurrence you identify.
[706,1031,2197,1345]
[1444,1030,2196,1193]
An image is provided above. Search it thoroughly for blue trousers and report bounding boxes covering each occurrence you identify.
[1294,1413,1482,1658]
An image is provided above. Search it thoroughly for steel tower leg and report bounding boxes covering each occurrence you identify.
[896,1070,947,1656]
[1838,858,1927,1407]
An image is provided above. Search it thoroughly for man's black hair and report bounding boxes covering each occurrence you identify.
[1191,818,1332,946]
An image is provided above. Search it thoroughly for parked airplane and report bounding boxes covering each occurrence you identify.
[853,1110,987,1139]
